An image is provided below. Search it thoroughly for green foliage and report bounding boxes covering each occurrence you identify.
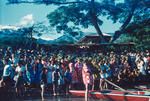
[47,4,91,34]
[7,0,149,43]
[114,0,147,23]
[46,0,125,36]
[115,19,150,50]
[126,19,150,36]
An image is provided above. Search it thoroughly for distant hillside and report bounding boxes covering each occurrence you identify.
[0,28,26,46]
[36,32,85,45]
[0,26,113,46]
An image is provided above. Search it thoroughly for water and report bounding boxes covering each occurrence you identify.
[23,96,108,101]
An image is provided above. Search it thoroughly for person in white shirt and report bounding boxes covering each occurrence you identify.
[2,58,12,86]
[14,61,25,98]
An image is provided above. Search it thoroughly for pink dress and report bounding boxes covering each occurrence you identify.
[82,64,93,85]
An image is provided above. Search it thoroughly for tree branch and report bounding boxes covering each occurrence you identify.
[89,0,105,43]
[7,0,87,5]
[120,2,138,30]
[111,1,139,42]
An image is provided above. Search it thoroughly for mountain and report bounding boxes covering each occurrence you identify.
[36,32,85,45]
[0,25,112,46]
[36,38,55,44]
[0,27,27,46]
[54,34,78,44]
[0,29,24,38]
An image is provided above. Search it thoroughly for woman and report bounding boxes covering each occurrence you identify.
[82,63,93,90]
[82,62,93,101]
[40,67,47,100]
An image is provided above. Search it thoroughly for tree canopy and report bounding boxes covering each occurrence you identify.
[115,19,150,50]
[7,0,150,43]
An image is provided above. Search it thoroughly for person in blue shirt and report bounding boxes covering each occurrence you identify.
[64,67,72,95]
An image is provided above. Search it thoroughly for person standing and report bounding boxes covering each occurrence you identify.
[69,62,78,90]
[99,60,107,90]
[2,58,12,87]
[75,59,83,89]
[2,58,13,101]
[52,68,60,96]
[40,67,47,100]
[15,60,25,98]
[36,58,44,85]
[47,64,53,95]
[82,62,93,101]
[64,68,72,95]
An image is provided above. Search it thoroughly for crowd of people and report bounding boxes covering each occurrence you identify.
[0,47,150,100]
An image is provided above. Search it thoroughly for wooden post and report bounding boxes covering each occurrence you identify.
[85,84,88,101]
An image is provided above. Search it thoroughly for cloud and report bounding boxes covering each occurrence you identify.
[19,14,34,26]
[0,14,34,30]
[0,25,19,30]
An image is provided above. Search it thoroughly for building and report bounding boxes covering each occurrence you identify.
[37,32,134,52]
[77,32,112,44]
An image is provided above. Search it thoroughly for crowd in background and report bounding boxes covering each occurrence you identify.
[0,47,150,99]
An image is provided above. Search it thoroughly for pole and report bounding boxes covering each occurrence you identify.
[105,79,137,95]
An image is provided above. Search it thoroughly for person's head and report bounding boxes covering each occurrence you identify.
[60,59,64,63]
[77,58,82,63]
[69,62,73,67]
[56,68,60,72]
[66,67,70,72]
[42,67,47,73]
[4,58,9,65]
[18,60,23,66]
[39,58,42,63]
[100,60,104,65]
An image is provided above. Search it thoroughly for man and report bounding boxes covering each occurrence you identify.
[2,58,12,86]
[1,58,13,100]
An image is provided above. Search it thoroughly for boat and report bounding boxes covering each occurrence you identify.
[70,90,150,101]
[135,85,150,92]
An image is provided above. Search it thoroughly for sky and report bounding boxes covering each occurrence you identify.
[0,0,122,40]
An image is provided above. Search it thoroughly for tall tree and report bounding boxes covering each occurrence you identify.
[7,0,149,43]
[115,19,150,50]
[111,0,150,42]
[7,0,121,43]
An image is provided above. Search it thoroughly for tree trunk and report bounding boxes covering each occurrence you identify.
[111,2,138,42]
[29,27,34,48]
[29,31,33,48]
[120,11,134,31]
[89,0,106,43]
[120,0,139,31]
